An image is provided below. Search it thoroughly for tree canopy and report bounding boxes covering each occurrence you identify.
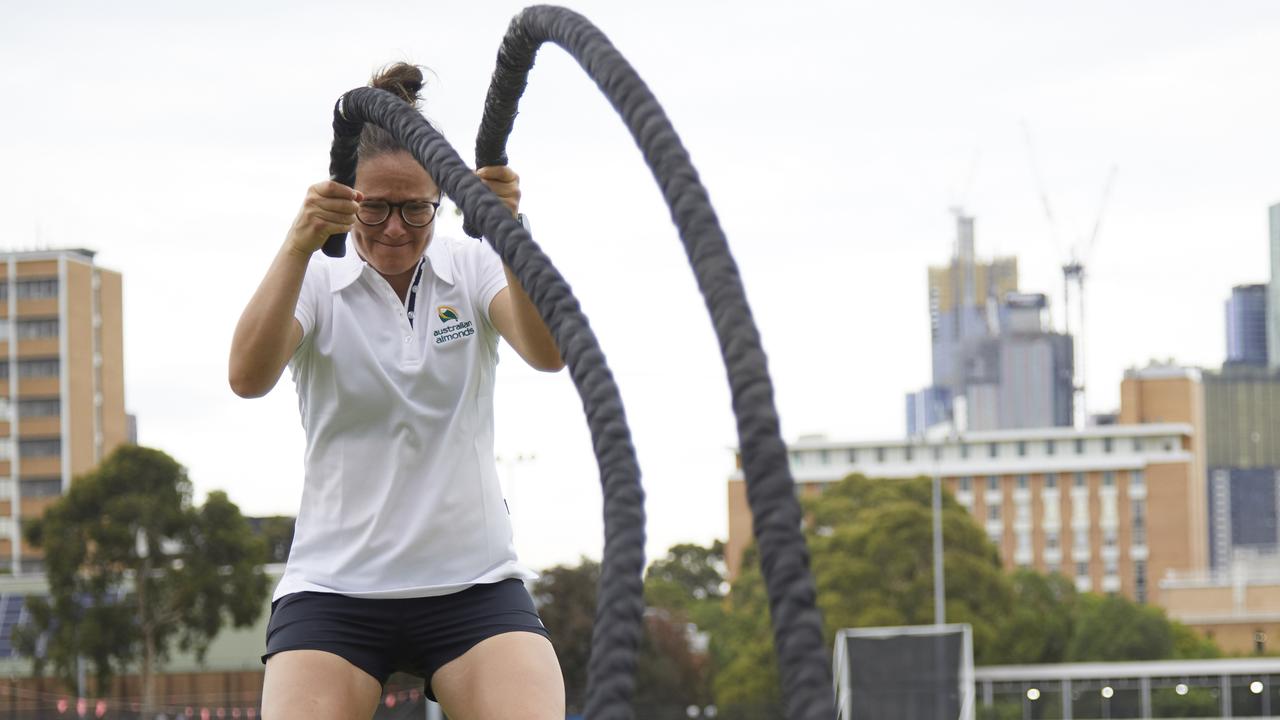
[13,445,270,716]
[711,473,1221,714]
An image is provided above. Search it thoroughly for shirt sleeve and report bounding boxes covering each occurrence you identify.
[293,256,328,344]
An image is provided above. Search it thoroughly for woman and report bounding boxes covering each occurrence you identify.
[229,63,566,720]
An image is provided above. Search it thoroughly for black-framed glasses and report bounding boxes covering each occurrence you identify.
[356,199,441,228]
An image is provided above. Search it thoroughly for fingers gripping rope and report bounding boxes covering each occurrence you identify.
[327,6,834,719]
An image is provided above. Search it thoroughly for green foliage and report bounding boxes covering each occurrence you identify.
[804,475,1014,663]
[643,541,726,617]
[12,445,270,698]
[1171,620,1221,659]
[1066,593,1175,661]
[993,569,1077,664]
[711,557,780,716]
[641,542,725,713]
[252,516,296,564]
[535,547,728,718]
[532,558,599,716]
[710,473,1224,711]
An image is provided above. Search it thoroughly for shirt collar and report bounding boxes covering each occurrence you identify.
[328,237,454,293]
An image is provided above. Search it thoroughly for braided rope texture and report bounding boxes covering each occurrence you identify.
[472,7,836,719]
[327,86,647,719]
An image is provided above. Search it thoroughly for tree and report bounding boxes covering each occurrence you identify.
[992,569,1077,664]
[714,474,1015,713]
[532,558,600,716]
[804,474,1015,661]
[535,553,720,718]
[249,515,296,564]
[13,445,270,717]
[644,541,727,614]
[1066,593,1219,662]
[641,543,726,717]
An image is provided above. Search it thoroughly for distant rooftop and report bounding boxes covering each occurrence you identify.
[0,248,98,261]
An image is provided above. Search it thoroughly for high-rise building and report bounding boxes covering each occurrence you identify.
[927,213,1019,399]
[1268,203,1280,369]
[0,250,127,573]
[1225,284,1268,367]
[1203,365,1280,568]
[908,214,1074,434]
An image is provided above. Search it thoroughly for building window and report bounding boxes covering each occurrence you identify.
[1131,498,1146,546]
[818,449,829,464]
[1133,437,1144,452]
[1075,438,1085,454]
[932,445,942,461]
[875,447,885,463]
[1046,531,1060,551]
[1104,558,1119,576]
[1074,528,1089,549]
[987,476,1000,492]
[904,445,913,462]
[790,451,803,466]
[987,531,1002,547]
[958,477,972,492]
[1104,528,1118,548]
[16,318,58,339]
[988,443,998,458]
[960,443,970,459]
[1017,441,1027,457]
[1076,561,1090,578]
[1046,474,1058,490]
[18,398,59,417]
[1103,472,1115,488]
[19,478,61,497]
[7,358,60,378]
[1074,472,1086,489]
[1016,531,1032,555]
[1135,560,1148,603]
[988,505,1001,522]
[847,448,857,463]
[1017,475,1029,490]
[1131,470,1145,489]
[19,438,61,457]
[14,278,58,300]
[1103,437,1114,453]
[1046,440,1055,456]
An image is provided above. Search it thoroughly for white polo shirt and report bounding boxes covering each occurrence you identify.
[273,235,537,600]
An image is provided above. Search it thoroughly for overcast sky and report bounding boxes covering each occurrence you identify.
[2,1,1277,571]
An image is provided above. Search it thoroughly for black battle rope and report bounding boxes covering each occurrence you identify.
[324,89,647,719]
[324,6,833,719]
[469,7,835,720]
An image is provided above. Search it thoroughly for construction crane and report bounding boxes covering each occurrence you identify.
[1021,120,1118,427]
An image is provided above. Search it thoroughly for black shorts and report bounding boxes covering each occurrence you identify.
[262,578,550,701]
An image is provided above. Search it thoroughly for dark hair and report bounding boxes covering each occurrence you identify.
[357,62,429,162]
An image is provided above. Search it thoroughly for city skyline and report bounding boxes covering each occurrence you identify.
[2,1,1279,570]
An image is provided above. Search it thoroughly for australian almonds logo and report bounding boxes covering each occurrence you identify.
[433,306,474,345]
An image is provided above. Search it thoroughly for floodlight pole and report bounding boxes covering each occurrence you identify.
[932,450,945,626]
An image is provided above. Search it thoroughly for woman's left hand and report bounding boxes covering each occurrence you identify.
[476,166,521,217]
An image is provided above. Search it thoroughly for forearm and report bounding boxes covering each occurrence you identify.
[502,264,565,372]
[229,242,311,397]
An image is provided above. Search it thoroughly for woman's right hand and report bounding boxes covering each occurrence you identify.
[286,181,365,256]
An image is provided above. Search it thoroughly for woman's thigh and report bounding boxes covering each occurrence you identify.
[430,631,565,720]
[262,649,383,720]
